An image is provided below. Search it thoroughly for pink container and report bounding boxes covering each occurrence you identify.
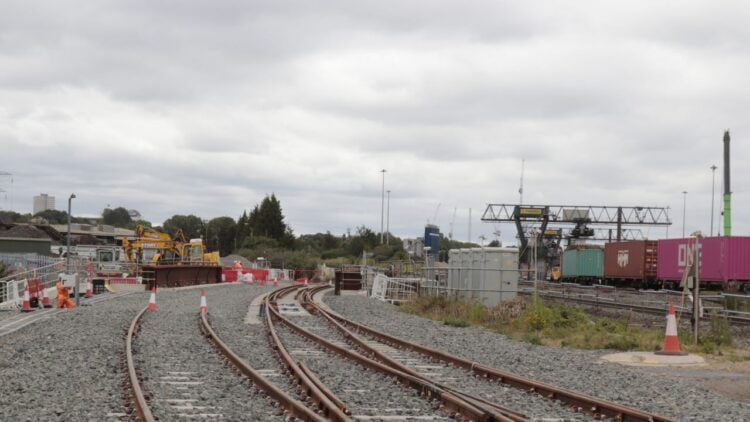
[657,236,750,282]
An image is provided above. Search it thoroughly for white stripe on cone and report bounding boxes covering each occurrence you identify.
[200,289,207,313]
[21,286,33,312]
[148,289,157,311]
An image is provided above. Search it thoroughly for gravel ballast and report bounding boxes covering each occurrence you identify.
[0,292,148,420]
[281,314,449,419]
[325,293,750,421]
[203,283,306,404]
[136,285,283,420]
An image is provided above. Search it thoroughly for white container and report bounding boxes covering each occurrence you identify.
[448,247,518,306]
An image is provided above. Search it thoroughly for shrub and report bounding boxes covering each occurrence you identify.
[443,317,470,327]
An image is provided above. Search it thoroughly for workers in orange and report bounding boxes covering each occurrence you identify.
[56,280,75,308]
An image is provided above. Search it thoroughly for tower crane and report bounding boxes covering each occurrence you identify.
[448,207,457,239]
[428,203,441,226]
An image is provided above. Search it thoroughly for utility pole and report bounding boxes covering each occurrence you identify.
[519,159,525,205]
[693,234,701,345]
[682,191,688,238]
[386,190,391,246]
[67,194,78,305]
[468,208,472,243]
[380,169,386,244]
[710,165,717,236]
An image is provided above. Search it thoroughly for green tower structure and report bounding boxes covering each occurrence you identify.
[723,130,732,236]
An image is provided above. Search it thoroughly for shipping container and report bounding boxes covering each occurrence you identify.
[561,247,603,281]
[657,236,750,284]
[603,240,658,281]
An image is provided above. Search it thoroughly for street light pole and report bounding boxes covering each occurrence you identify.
[386,190,390,246]
[710,165,717,236]
[67,193,78,305]
[380,169,386,244]
[682,191,688,238]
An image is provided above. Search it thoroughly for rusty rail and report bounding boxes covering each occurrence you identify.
[125,307,155,422]
[267,285,511,421]
[263,286,351,421]
[304,287,677,422]
[298,287,525,422]
[199,310,325,421]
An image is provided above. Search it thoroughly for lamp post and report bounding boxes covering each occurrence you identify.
[67,193,78,304]
[682,191,688,238]
[710,165,717,236]
[386,190,391,246]
[380,169,386,244]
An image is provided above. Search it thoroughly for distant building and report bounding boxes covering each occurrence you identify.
[33,193,55,214]
[49,223,134,246]
[0,223,54,255]
[402,238,424,257]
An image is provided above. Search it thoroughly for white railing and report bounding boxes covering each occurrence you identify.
[370,274,420,304]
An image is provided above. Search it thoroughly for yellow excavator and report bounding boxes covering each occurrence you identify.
[122,225,219,270]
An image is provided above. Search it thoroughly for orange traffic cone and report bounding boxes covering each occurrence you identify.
[200,289,208,314]
[21,286,35,312]
[41,290,52,308]
[656,304,686,355]
[148,287,157,311]
[84,280,93,298]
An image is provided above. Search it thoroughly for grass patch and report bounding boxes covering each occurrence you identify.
[401,294,739,355]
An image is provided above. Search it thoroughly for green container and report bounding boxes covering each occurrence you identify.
[562,248,603,279]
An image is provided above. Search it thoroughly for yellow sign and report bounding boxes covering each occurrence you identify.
[544,229,561,236]
[518,207,543,216]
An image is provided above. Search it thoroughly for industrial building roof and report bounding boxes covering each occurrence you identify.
[50,224,135,238]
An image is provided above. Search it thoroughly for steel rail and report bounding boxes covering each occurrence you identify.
[307,288,677,422]
[199,310,325,421]
[263,288,351,421]
[298,288,526,422]
[520,290,750,326]
[267,285,508,421]
[125,307,155,422]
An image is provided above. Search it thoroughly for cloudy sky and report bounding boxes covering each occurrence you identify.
[1,1,748,243]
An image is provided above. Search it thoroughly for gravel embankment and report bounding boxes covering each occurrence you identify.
[136,285,283,420]
[0,292,148,420]
[326,294,750,421]
[281,314,448,419]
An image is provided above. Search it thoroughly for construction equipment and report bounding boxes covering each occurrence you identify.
[122,225,219,272]
[448,207,457,240]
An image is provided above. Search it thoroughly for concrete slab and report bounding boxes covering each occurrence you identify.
[601,351,706,367]
[107,283,146,293]
[245,292,267,325]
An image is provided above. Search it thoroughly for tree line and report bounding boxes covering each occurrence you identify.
[1,193,476,268]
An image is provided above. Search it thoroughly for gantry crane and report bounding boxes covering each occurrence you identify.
[481,204,671,267]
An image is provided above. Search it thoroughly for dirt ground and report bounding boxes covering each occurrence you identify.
[648,358,750,403]
[525,295,750,402]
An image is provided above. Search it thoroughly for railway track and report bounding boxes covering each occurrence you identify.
[121,284,678,421]
[518,286,750,326]
[291,284,677,422]
[124,290,321,421]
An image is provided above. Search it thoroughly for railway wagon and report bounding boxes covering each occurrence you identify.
[603,240,658,288]
[561,247,603,282]
[657,236,750,289]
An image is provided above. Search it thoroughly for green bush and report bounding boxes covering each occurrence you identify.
[443,317,470,327]
[701,312,733,348]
